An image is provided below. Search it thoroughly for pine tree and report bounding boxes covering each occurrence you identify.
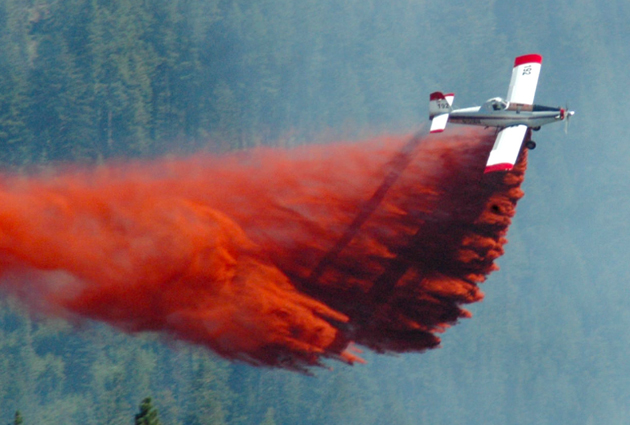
[135,397,162,425]
[14,410,23,425]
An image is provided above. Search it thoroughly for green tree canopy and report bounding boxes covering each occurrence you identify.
[135,397,161,425]
[13,410,23,425]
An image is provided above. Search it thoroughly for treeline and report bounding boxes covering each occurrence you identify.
[9,397,161,425]
[0,297,406,425]
[1,0,232,164]
[0,297,248,425]
[0,0,438,167]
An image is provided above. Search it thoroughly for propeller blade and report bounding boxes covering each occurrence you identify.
[564,103,574,134]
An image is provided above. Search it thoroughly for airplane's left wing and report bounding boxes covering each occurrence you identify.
[484,125,528,173]
[506,54,542,104]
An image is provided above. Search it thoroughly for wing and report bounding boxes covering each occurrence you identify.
[506,54,542,104]
[484,125,528,173]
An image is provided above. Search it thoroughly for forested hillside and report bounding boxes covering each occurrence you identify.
[1,0,629,424]
[0,0,434,165]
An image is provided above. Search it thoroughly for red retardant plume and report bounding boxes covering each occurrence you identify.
[0,127,526,371]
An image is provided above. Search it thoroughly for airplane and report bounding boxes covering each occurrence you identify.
[428,54,574,173]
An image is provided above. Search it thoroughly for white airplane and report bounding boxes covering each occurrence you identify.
[429,54,574,173]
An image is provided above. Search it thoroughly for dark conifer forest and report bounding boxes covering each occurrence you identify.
[0,0,629,424]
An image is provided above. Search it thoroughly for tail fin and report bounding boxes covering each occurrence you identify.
[429,92,454,133]
[429,92,454,118]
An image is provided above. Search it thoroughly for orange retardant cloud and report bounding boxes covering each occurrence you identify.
[0,127,526,371]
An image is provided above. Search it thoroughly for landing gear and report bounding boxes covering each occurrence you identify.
[526,140,536,150]
[532,126,541,131]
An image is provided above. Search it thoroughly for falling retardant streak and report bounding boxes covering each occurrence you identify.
[0,127,526,371]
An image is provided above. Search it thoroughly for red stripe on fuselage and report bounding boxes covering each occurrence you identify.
[514,54,543,67]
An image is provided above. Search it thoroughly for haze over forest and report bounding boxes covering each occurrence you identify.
[0,0,629,424]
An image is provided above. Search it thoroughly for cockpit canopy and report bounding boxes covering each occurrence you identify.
[483,97,509,111]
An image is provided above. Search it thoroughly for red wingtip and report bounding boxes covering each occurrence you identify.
[430,129,444,134]
[484,163,513,173]
[514,54,543,67]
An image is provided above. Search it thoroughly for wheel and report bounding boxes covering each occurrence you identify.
[532,126,541,131]
[526,140,536,150]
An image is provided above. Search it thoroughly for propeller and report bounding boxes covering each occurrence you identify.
[563,104,575,134]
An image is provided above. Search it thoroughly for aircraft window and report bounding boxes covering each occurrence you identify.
[491,100,507,111]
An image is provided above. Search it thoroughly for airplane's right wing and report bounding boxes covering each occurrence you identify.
[484,125,528,173]
[506,54,542,104]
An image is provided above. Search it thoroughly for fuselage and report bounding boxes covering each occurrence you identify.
[448,99,566,129]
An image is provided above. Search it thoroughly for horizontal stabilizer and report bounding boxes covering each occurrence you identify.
[430,113,449,133]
